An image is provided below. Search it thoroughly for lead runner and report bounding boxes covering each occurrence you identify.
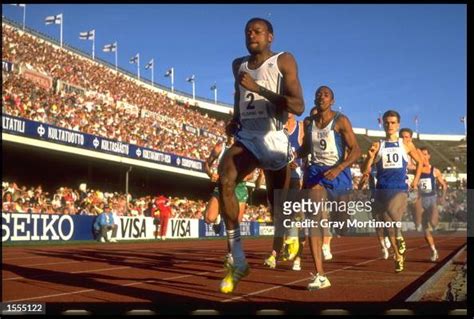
[218,17,305,294]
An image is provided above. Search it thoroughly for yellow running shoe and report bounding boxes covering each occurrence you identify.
[396,237,406,256]
[395,255,404,273]
[264,255,276,269]
[219,262,250,294]
[285,237,299,261]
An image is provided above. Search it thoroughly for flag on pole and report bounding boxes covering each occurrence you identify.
[145,59,154,70]
[102,43,117,52]
[79,30,95,40]
[10,4,26,7]
[186,75,195,82]
[210,83,217,91]
[129,53,139,64]
[460,116,466,123]
[45,14,62,25]
[164,68,173,77]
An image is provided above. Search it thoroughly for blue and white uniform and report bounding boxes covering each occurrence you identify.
[235,52,292,171]
[288,121,304,180]
[374,138,409,200]
[304,112,352,198]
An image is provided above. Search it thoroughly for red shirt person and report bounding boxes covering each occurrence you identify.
[155,195,172,240]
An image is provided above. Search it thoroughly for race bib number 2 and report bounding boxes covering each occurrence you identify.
[240,80,270,120]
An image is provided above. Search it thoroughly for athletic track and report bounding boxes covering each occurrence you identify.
[2,233,467,315]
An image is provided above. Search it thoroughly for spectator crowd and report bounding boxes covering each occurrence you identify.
[1,22,467,227]
[1,180,273,223]
[2,23,227,161]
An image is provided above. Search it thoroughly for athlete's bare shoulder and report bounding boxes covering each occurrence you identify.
[232,56,246,76]
[276,52,297,72]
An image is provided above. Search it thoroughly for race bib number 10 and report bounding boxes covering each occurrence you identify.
[382,147,403,169]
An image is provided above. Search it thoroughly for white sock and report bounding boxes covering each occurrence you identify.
[214,214,221,225]
[430,245,436,252]
[227,228,245,265]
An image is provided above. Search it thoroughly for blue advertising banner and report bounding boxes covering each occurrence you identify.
[2,213,96,242]
[2,114,205,172]
[198,220,260,238]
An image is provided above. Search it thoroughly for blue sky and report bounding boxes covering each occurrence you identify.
[2,4,467,134]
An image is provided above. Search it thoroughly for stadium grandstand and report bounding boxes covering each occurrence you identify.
[2,17,466,220]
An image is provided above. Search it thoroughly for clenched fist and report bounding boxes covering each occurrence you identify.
[238,72,260,93]
[225,119,240,136]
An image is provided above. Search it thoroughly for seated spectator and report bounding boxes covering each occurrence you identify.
[93,204,118,243]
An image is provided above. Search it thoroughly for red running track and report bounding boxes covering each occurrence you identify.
[1,233,467,315]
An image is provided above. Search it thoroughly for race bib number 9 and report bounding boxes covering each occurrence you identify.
[382,148,403,169]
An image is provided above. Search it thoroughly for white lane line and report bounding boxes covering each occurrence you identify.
[4,266,131,281]
[3,255,54,261]
[222,237,458,303]
[2,250,229,281]
[24,260,79,267]
[3,237,461,303]
[4,268,225,302]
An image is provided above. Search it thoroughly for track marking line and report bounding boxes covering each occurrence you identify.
[3,236,462,303]
[222,237,459,303]
[24,260,80,267]
[3,252,228,281]
[4,268,225,302]
[4,266,131,281]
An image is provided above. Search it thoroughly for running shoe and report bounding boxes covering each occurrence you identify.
[264,255,276,269]
[395,255,404,273]
[292,257,301,271]
[430,249,439,262]
[285,237,299,261]
[396,237,406,255]
[322,244,333,261]
[307,273,331,290]
[219,262,250,294]
[382,247,389,260]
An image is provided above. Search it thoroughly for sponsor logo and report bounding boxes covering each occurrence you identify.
[142,149,172,164]
[101,139,129,155]
[120,218,146,238]
[2,116,25,133]
[171,219,191,238]
[260,226,274,236]
[180,158,203,170]
[240,222,251,236]
[2,213,74,241]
